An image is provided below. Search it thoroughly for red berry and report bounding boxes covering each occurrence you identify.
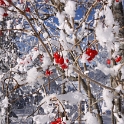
[50,121,57,124]
[106,59,111,64]
[25,7,30,12]
[3,13,8,17]
[0,0,5,5]
[61,63,68,69]
[55,58,59,64]
[59,57,64,65]
[56,117,61,122]
[115,56,121,62]
[86,48,92,55]
[89,52,95,58]
[53,52,60,59]
[45,70,52,76]
[93,50,98,55]
[66,59,69,63]
[86,49,98,61]
[116,0,119,2]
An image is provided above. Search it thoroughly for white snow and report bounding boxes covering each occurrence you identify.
[27,67,39,85]
[40,91,85,106]
[41,53,52,71]
[121,66,124,80]
[16,24,23,29]
[83,112,99,124]
[115,84,124,93]
[80,53,89,63]
[65,64,73,77]
[64,1,76,17]
[43,32,48,39]
[103,88,114,109]
[114,113,124,124]
[33,115,50,124]
[2,97,9,108]
[95,63,121,76]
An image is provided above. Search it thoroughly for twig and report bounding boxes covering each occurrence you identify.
[73,67,115,91]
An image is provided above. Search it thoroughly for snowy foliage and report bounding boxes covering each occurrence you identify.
[103,88,114,109]
[83,112,99,124]
[27,67,39,85]
[0,0,124,123]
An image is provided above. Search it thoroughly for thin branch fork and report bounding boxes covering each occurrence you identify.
[76,0,98,31]
[73,67,115,91]
[7,0,53,61]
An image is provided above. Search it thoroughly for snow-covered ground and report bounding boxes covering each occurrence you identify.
[9,109,111,124]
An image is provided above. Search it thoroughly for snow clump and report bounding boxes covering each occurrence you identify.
[83,112,99,124]
[103,88,114,109]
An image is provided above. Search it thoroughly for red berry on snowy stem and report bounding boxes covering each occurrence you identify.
[66,59,69,63]
[55,58,59,64]
[106,59,111,64]
[89,51,95,59]
[55,117,62,122]
[115,56,121,62]
[50,121,57,124]
[93,50,98,55]
[53,52,60,59]
[59,57,64,65]
[61,63,68,69]
[0,0,5,5]
[86,48,92,55]
[45,70,52,76]
[3,13,8,17]
[115,0,119,2]
[25,7,30,12]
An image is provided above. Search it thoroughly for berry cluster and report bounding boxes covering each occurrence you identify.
[53,52,68,70]
[86,48,98,61]
[50,117,66,124]
[106,56,122,65]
